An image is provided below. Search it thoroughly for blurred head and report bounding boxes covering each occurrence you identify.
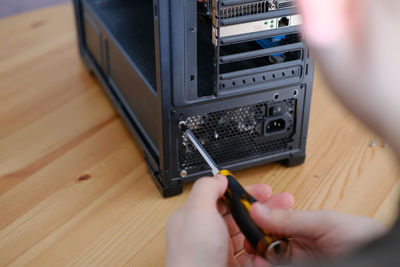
[297,0,400,154]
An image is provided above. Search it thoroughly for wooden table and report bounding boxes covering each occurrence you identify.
[0,3,399,266]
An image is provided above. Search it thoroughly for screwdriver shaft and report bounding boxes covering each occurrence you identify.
[179,122,220,175]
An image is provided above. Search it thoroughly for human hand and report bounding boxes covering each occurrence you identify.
[296,0,400,155]
[247,205,388,265]
[165,175,295,267]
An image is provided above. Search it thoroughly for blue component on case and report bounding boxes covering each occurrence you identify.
[256,35,286,48]
[256,38,272,48]
[256,35,286,56]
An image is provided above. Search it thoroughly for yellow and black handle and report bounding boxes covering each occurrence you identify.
[219,170,289,262]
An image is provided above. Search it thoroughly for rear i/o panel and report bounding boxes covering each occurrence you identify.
[73,0,314,196]
[199,0,308,100]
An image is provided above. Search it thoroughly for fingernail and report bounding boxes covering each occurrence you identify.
[253,202,269,214]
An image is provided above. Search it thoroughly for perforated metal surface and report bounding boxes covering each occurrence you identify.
[178,98,297,173]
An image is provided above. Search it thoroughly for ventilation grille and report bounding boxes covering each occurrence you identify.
[178,98,296,173]
[219,1,270,19]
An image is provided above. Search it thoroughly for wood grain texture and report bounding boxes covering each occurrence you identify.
[0,3,399,266]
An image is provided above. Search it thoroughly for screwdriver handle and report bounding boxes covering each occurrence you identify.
[219,170,289,262]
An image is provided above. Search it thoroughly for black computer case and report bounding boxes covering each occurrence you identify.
[73,0,315,197]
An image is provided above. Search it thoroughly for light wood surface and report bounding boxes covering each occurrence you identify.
[0,3,399,266]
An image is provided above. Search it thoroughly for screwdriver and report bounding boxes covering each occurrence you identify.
[178,121,290,263]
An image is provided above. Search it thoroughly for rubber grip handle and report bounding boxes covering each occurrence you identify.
[219,169,271,254]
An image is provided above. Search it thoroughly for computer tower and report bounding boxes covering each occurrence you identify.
[73,0,315,197]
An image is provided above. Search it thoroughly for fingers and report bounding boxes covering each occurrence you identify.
[245,184,272,203]
[250,204,334,239]
[219,184,273,215]
[264,192,295,210]
[231,232,246,254]
[240,241,271,267]
[224,213,241,236]
[217,198,228,215]
[240,194,294,256]
[187,174,228,210]
[225,190,295,258]
[223,191,295,237]
[253,255,271,267]
[243,239,255,254]
[244,185,294,210]
[219,183,292,215]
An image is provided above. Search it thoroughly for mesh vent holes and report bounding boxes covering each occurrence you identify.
[178,99,297,173]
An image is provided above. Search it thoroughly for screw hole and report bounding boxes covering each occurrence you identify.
[252,78,256,82]
[242,80,246,84]
[232,81,236,86]
[262,76,266,80]
[282,72,285,77]
[274,93,279,100]
[272,74,276,79]
[294,90,299,96]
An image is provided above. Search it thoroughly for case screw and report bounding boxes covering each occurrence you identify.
[369,137,376,147]
[178,121,186,129]
[180,170,188,178]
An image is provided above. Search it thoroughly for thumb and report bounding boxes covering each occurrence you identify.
[250,203,334,239]
[186,174,228,210]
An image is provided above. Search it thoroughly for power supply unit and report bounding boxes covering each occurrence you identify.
[72,0,315,197]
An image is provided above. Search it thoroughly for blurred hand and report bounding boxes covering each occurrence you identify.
[247,204,388,266]
[297,0,400,155]
[165,175,295,267]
